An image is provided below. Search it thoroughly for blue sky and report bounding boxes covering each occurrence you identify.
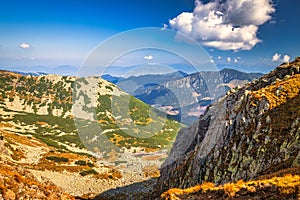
[0,0,299,75]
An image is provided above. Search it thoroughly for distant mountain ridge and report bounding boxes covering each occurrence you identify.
[0,65,79,76]
[220,68,264,83]
[13,71,48,76]
[101,70,188,85]
[107,68,263,124]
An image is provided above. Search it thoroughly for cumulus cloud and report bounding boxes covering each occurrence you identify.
[161,24,168,30]
[283,55,290,63]
[19,42,30,49]
[272,53,281,61]
[144,55,154,60]
[272,53,291,63]
[169,0,275,51]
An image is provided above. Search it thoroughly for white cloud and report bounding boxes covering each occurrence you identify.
[283,55,290,63]
[161,24,168,30]
[272,53,281,61]
[227,57,231,62]
[144,55,154,60]
[224,0,275,26]
[19,42,30,49]
[272,53,291,63]
[169,0,275,51]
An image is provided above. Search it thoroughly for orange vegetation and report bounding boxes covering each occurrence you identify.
[142,165,160,178]
[0,165,74,200]
[1,130,45,148]
[251,74,300,109]
[162,174,300,200]
[36,121,48,125]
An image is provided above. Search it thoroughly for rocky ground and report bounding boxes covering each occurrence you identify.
[0,124,161,199]
[30,168,153,198]
[0,163,74,200]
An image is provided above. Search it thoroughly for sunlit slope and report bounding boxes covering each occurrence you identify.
[0,70,180,154]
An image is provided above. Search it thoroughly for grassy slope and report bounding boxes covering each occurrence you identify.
[0,70,181,152]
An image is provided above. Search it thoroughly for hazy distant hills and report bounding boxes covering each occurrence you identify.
[220,68,264,82]
[13,71,48,76]
[0,65,79,76]
[103,68,263,124]
[101,70,188,85]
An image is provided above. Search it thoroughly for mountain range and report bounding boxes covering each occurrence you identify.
[103,68,263,124]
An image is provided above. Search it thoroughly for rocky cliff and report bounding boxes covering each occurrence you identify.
[154,57,300,196]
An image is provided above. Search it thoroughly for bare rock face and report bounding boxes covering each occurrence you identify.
[153,57,300,196]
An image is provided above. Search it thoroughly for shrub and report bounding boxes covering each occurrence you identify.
[46,156,69,163]
[75,160,87,166]
[79,169,98,176]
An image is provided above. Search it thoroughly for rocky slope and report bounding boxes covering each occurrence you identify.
[0,70,180,198]
[153,57,300,197]
[0,128,95,199]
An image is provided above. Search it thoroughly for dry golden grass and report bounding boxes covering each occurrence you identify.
[162,174,300,200]
[36,121,48,125]
[250,74,300,109]
[0,165,75,199]
[142,165,160,178]
[1,130,45,148]
[94,168,122,180]
[34,151,93,172]
[142,154,166,161]
[110,134,126,146]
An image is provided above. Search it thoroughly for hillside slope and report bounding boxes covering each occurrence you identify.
[153,57,300,197]
[0,70,180,198]
[0,70,179,153]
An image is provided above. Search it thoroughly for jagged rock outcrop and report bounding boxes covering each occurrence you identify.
[153,57,300,196]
